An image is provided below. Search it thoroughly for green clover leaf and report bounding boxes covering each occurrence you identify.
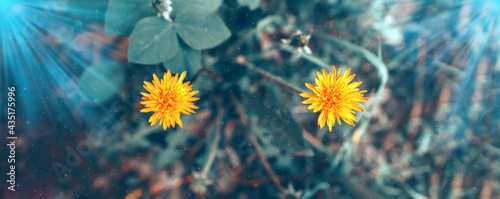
[125,0,230,66]
[128,17,178,65]
[105,0,155,36]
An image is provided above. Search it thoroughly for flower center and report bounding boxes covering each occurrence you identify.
[323,89,344,111]
[158,91,179,113]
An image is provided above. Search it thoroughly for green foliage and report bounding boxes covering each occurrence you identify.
[106,0,230,72]
[163,40,201,79]
[128,17,178,64]
[172,0,222,14]
[175,11,231,50]
[260,109,307,153]
[154,129,190,170]
[105,0,154,35]
[30,0,500,198]
[77,61,125,105]
[237,0,260,10]
[191,73,216,93]
[243,87,308,153]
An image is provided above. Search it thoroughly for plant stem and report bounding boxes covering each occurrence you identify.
[241,61,308,94]
[249,133,285,193]
[229,93,285,193]
[200,104,223,176]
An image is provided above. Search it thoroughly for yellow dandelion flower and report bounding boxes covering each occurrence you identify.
[300,66,369,132]
[140,70,199,130]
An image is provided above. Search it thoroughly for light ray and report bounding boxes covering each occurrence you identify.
[1,0,123,132]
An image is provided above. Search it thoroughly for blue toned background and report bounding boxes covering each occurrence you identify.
[1,0,500,198]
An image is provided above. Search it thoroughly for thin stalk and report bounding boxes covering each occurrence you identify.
[200,123,221,176]
[229,93,285,193]
[200,103,224,176]
[241,60,307,94]
[249,133,285,193]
